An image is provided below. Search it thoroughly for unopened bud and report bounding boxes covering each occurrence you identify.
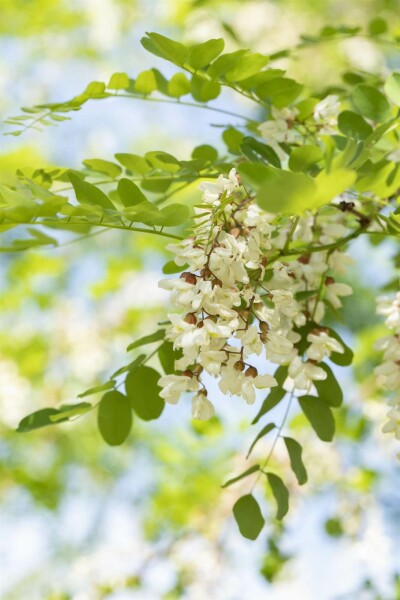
[260,332,268,343]
[184,313,197,325]
[245,366,258,378]
[234,360,245,372]
[259,321,269,333]
[201,267,212,279]
[180,272,197,285]
[181,370,193,378]
[298,254,310,264]
[325,276,335,285]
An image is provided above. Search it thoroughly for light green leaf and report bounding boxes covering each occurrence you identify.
[78,380,116,398]
[222,127,245,155]
[189,38,225,70]
[240,137,281,168]
[141,32,189,67]
[159,203,190,226]
[384,72,400,106]
[207,50,249,79]
[83,159,122,178]
[134,69,159,95]
[125,365,164,421]
[266,473,289,520]
[168,73,191,97]
[289,145,323,172]
[298,395,335,442]
[97,391,132,446]
[233,494,265,540]
[352,84,391,122]
[283,437,308,485]
[225,53,269,83]
[191,75,220,102]
[192,144,218,163]
[115,153,151,175]
[311,168,357,210]
[108,72,130,90]
[256,77,303,107]
[338,110,373,140]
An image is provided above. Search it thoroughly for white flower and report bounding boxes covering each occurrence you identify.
[199,168,239,205]
[313,95,340,134]
[325,282,353,309]
[192,393,215,420]
[287,355,327,392]
[265,331,294,364]
[307,331,344,361]
[237,326,263,356]
[158,374,198,404]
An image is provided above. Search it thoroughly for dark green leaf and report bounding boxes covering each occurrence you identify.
[338,111,373,140]
[315,363,343,407]
[125,365,164,421]
[222,465,260,488]
[158,341,182,374]
[189,38,225,70]
[127,330,165,351]
[266,473,289,520]
[17,403,92,432]
[222,127,245,155]
[298,395,335,442]
[326,328,353,366]
[284,437,307,485]
[162,260,187,275]
[97,391,132,446]
[233,494,265,540]
[252,366,288,423]
[368,17,388,35]
[241,137,281,168]
[192,144,218,163]
[246,423,276,458]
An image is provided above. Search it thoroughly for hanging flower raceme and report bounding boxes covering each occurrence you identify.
[374,291,400,444]
[157,169,356,420]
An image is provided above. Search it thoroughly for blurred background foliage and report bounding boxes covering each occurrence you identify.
[0,1,399,598]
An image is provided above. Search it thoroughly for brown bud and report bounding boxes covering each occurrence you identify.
[234,360,245,372]
[181,370,193,378]
[307,359,318,365]
[253,301,264,312]
[245,366,258,378]
[259,321,269,333]
[180,272,197,285]
[184,313,197,325]
[325,276,335,285]
[197,321,204,328]
[260,332,268,343]
[298,254,310,264]
[192,364,204,375]
[201,267,212,279]
[230,227,241,238]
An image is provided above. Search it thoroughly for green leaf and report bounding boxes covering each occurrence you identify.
[289,145,323,172]
[233,494,265,540]
[298,395,335,442]
[159,203,190,226]
[78,380,116,398]
[157,341,182,374]
[168,72,191,97]
[127,330,165,351]
[83,81,107,98]
[266,473,289,520]
[384,72,400,106]
[252,366,288,424]
[310,167,357,210]
[125,365,164,421]
[141,32,189,67]
[68,173,115,210]
[17,403,92,432]
[162,260,187,275]
[256,77,303,108]
[337,110,373,140]
[97,391,132,446]
[134,69,160,94]
[224,53,269,83]
[117,178,147,207]
[207,50,249,78]
[192,144,218,163]
[83,159,122,178]
[115,153,151,175]
[240,137,281,168]
[246,423,276,458]
[189,38,225,70]
[191,75,220,102]
[107,72,130,90]
[222,465,260,488]
[352,84,391,122]
[326,328,354,366]
[368,17,388,35]
[145,151,181,173]
[222,127,245,155]
[251,166,317,214]
[314,363,343,407]
[283,437,307,485]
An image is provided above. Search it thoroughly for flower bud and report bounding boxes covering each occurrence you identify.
[245,366,258,378]
[259,321,269,333]
[181,370,193,378]
[234,360,245,371]
[184,313,197,325]
[325,276,335,285]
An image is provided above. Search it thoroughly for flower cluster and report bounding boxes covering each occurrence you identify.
[374,291,400,443]
[158,169,354,420]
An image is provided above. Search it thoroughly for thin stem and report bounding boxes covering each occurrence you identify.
[283,216,300,254]
[250,392,294,491]
[9,220,184,240]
